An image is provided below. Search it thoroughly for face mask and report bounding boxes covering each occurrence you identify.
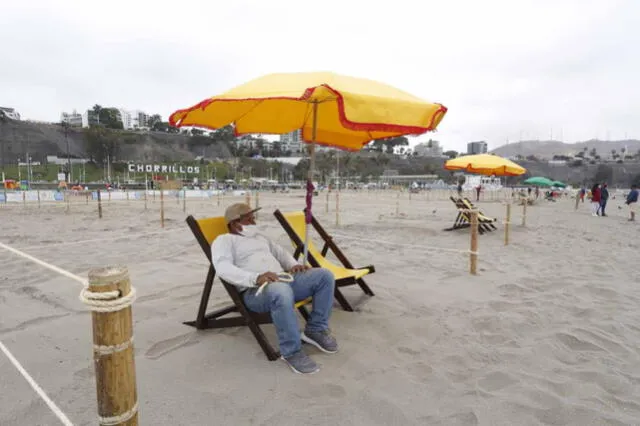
[240,224,260,238]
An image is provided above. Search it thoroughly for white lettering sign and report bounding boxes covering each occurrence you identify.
[126,163,201,174]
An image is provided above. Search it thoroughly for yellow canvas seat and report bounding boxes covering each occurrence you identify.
[274,210,375,312]
[184,215,311,361]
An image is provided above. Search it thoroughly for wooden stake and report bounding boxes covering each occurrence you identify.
[470,210,479,275]
[245,192,251,206]
[522,201,527,226]
[86,192,89,205]
[144,190,147,210]
[217,191,221,206]
[66,192,70,213]
[504,203,511,246]
[395,192,399,216]
[325,190,329,213]
[126,190,130,203]
[108,191,111,203]
[37,190,41,208]
[22,191,26,207]
[86,266,138,426]
[160,189,165,228]
[255,191,259,219]
[182,188,186,213]
[97,190,103,219]
[336,191,340,226]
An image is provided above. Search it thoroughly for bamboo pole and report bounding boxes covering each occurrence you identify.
[504,203,511,246]
[522,201,527,226]
[85,266,138,426]
[97,189,103,219]
[470,210,479,275]
[160,189,165,228]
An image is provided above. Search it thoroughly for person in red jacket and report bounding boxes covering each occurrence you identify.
[590,183,601,216]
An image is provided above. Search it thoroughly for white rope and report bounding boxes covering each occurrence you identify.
[330,233,478,256]
[0,241,87,285]
[79,287,137,313]
[98,401,138,426]
[256,272,294,295]
[94,336,134,356]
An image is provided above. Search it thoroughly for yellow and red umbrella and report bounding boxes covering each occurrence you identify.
[170,71,448,261]
[444,154,526,176]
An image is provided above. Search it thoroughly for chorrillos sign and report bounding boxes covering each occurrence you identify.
[128,163,200,174]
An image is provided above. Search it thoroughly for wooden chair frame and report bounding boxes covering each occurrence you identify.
[184,215,310,361]
[273,209,375,312]
[444,196,497,234]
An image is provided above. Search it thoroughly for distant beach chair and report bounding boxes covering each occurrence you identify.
[184,215,311,361]
[445,196,497,234]
[274,209,375,312]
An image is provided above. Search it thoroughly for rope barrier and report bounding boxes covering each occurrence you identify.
[98,401,139,426]
[79,286,137,313]
[330,233,477,256]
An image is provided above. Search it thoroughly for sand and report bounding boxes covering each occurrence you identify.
[1,189,639,425]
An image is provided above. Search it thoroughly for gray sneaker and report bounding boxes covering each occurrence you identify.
[282,351,319,374]
[301,330,338,354]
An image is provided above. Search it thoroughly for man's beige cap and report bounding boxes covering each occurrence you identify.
[224,203,261,225]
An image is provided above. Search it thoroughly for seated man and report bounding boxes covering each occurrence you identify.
[211,203,337,374]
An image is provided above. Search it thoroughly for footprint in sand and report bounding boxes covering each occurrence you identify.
[145,333,199,360]
[477,371,519,392]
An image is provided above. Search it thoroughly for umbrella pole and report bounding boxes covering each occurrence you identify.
[303,101,318,265]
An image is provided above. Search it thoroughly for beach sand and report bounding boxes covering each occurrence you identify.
[1,190,639,425]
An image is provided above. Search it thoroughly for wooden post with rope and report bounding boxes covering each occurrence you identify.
[521,201,527,226]
[37,189,41,208]
[504,203,511,246]
[82,266,139,426]
[22,190,26,207]
[182,188,186,213]
[325,190,329,213]
[395,192,400,216]
[470,210,479,275]
[97,189,103,219]
[144,189,147,211]
[255,191,260,219]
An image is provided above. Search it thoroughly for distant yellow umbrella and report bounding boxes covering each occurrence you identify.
[444,154,526,176]
[170,71,448,262]
[169,71,447,151]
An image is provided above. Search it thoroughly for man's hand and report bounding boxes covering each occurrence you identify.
[256,272,279,286]
[289,264,311,274]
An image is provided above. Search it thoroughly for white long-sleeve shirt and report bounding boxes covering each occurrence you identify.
[211,232,300,289]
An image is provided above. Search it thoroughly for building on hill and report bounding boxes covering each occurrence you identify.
[118,109,149,130]
[0,107,21,120]
[467,141,488,155]
[279,130,303,153]
[414,140,443,157]
[60,110,85,127]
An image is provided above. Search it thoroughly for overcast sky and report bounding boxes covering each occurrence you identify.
[2,0,638,152]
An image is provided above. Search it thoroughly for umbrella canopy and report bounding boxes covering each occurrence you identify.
[169,71,447,151]
[444,154,526,176]
[551,180,566,188]
[170,71,447,264]
[523,176,554,186]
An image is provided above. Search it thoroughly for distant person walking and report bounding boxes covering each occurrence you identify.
[626,185,638,221]
[475,185,482,202]
[590,183,601,217]
[599,183,609,216]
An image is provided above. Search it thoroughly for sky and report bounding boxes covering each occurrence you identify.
[2,0,639,153]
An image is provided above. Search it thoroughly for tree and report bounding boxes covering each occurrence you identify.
[84,127,118,164]
[148,114,163,130]
[190,128,204,136]
[443,150,458,159]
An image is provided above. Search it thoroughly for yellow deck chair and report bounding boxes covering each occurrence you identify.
[184,215,311,361]
[274,209,375,312]
[445,196,497,234]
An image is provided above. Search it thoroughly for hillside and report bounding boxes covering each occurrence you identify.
[492,139,640,159]
[0,120,232,164]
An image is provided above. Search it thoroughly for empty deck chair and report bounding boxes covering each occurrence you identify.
[184,215,311,361]
[445,196,497,234]
[274,209,375,312]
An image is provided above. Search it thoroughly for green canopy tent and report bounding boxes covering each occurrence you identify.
[523,176,554,187]
[551,180,566,188]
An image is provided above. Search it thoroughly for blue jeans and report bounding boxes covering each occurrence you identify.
[242,268,335,357]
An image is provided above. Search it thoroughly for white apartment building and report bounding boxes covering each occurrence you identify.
[60,110,85,127]
[0,107,21,120]
[413,140,443,157]
[279,129,303,153]
[118,109,149,130]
